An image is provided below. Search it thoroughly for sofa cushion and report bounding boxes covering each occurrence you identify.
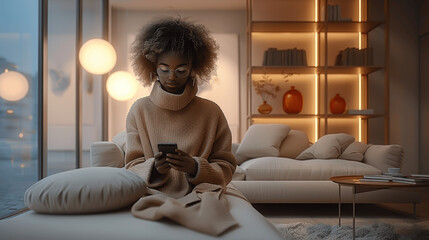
[25,167,147,214]
[240,157,381,181]
[278,130,310,159]
[364,144,404,172]
[296,133,355,159]
[236,124,291,159]
[339,142,368,162]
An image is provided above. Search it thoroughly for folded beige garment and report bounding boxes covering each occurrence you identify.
[131,183,239,236]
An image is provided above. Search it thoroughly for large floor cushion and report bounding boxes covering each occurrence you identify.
[240,157,381,181]
[0,195,283,240]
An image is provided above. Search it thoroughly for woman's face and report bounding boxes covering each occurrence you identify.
[156,52,191,94]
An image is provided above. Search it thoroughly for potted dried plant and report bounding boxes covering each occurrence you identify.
[252,74,290,114]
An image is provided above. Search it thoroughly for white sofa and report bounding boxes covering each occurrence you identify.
[230,124,421,204]
[90,126,421,205]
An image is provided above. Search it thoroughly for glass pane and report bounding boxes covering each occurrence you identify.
[81,0,104,167]
[0,0,39,218]
[47,0,77,175]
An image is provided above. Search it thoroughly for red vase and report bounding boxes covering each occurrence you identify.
[330,93,346,114]
[283,86,303,114]
[258,101,272,114]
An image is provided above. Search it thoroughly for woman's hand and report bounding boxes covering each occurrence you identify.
[153,152,170,175]
[166,149,197,177]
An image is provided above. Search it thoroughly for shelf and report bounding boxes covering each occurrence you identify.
[251,66,382,75]
[252,114,318,118]
[325,114,384,119]
[252,21,321,32]
[251,114,383,119]
[251,21,382,33]
[322,21,383,33]
[251,66,320,74]
[326,66,382,75]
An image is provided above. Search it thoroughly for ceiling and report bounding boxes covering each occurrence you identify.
[110,0,246,11]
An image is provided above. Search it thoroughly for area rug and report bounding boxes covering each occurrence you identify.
[274,221,429,240]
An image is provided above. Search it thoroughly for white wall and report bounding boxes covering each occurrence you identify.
[109,9,246,142]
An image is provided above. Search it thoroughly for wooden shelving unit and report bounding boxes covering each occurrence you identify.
[246,0,389,143]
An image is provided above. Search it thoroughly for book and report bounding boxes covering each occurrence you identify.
[360,178,390,183]
[363,175,393,180]
[410,174,429,179]
[392,176,429,184]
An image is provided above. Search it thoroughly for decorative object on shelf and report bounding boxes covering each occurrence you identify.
[257,101,273,114]
[330,93,346,114]
[252,74,280,114]
[79,38,117,75]
[0,69,29,101]
[283,86,303,114]
[106,71,137,101]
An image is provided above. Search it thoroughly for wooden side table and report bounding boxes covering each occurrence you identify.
[330,175,429,240]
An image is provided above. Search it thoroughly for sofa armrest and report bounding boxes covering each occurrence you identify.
[231,143,251,166]
[363,144,404,172]
[232,143,240,156]
[90,142,125,168]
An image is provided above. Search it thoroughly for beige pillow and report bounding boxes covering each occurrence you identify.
[279,130,310,159]
[364,144,404,172]
[236,124,291,159]
[340,142,368,161]
[296,133,355,159]
[25,167,146,214]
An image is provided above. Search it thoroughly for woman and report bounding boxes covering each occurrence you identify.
[125,17,237,199]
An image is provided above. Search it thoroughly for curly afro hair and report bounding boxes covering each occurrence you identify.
[130,17,219,87]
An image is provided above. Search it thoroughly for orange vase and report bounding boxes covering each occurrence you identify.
[258,101,272,114]
[330,93,346,114]
[283,86,303,114]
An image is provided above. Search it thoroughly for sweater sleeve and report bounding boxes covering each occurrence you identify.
[186,111,236,187]
[124,108,145,164]
[124,103,169,188]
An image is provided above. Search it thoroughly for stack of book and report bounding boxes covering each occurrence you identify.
[392,174,429,184]
[361,174,429,184]
[360,175,392,182]
[262,48,307,66]
[335,47,373,66]
[322,4,352,22]
[347,109,374,115]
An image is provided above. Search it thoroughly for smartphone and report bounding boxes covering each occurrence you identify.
[157,143,178,157]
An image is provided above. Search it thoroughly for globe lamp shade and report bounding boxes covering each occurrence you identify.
[106,71,137,101]
[0,70,29,101]
[79,38,117,75]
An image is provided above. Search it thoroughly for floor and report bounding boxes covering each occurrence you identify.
[253,203,428,227]
[254,189,429,228]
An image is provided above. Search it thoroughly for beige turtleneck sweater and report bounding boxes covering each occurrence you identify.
[125,81,236,198]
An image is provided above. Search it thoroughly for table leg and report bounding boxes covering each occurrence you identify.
[338,184,341,226]
[353,186,356,240]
